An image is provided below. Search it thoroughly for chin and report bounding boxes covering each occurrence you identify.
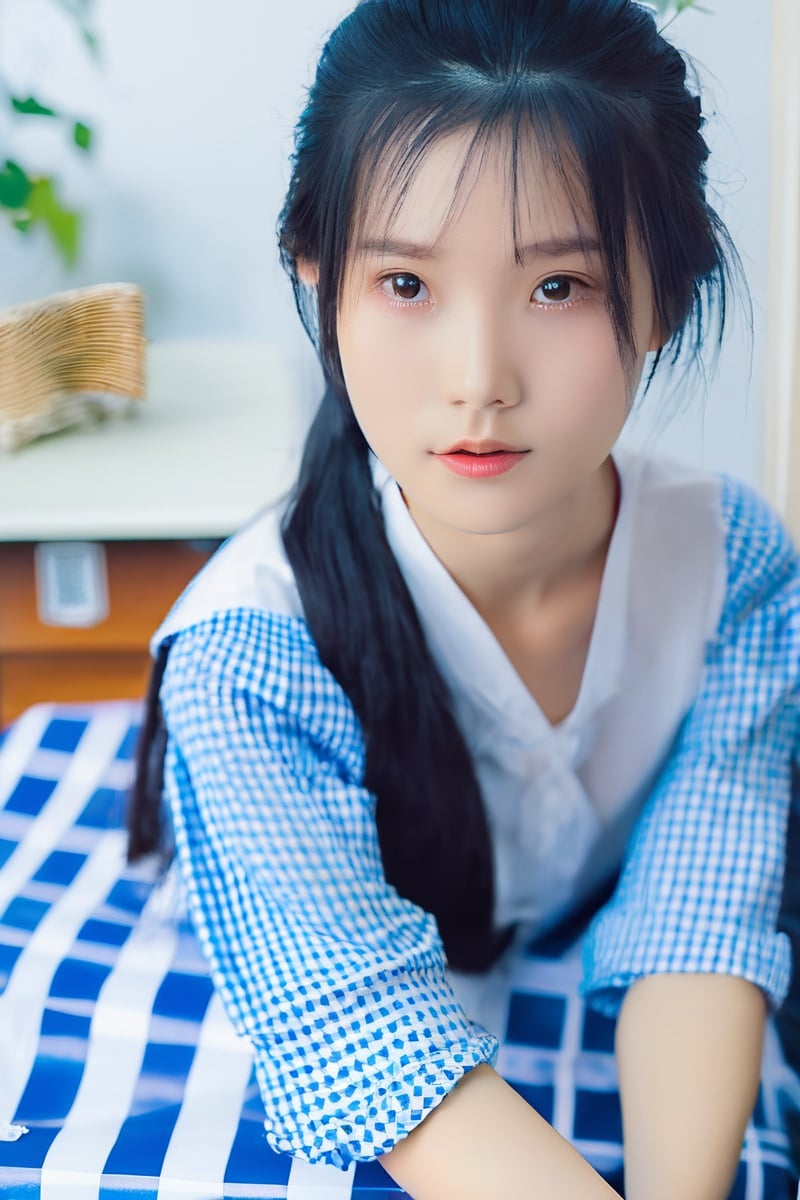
[429,500,536,537]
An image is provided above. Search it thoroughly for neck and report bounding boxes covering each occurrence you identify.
[403,457,620,620]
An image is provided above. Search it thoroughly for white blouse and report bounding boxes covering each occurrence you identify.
[373,446,726,934]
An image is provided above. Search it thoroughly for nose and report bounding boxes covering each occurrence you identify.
[441,300,522,411]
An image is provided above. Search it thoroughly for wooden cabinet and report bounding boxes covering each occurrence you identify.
[0,540,214,726]
[0,340,307,728]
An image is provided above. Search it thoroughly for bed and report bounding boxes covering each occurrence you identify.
[1,701,798,1199]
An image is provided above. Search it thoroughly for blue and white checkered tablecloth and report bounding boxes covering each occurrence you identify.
[1,703,799,1199]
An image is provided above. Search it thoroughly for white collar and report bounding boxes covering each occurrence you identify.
[371,448,642,745]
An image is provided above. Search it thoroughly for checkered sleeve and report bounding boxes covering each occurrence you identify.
[159,609,498,1170]
[581,477,800,1018]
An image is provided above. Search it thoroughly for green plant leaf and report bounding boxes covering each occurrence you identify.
[25,176,81,267]
[13,216,32,232]
[82,28,100,59]
[0,160,33,209]
[74,121,92,151]
[12,96,59,118]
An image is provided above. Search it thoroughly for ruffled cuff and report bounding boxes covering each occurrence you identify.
[261,1026,498,1168]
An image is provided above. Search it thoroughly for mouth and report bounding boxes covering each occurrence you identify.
[433,442,530,479]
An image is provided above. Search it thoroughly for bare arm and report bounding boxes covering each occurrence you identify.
[616,973,766,1200]
[379,1062,622,1200]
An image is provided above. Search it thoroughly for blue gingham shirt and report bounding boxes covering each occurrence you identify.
[156,452,800,1169]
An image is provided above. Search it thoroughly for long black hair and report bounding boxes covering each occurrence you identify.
[129,0,740,972]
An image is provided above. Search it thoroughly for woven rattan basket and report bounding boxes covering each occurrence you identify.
[0,282,146,451]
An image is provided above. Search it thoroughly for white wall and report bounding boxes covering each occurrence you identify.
[620,0,773,485]
[0,0,772,484]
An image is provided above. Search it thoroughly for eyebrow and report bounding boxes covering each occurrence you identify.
[355,233,603,261]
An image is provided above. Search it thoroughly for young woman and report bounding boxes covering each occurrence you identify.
[129,1,800,1196]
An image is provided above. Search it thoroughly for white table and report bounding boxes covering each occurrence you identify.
[0,339,312,541]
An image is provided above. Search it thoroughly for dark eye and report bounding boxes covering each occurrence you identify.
[536,277,573,303]
[390,273,424,300]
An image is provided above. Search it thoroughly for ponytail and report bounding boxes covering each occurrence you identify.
[126,641,170,864]
[282,386,514,972]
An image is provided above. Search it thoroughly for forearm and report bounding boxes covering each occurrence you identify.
[379,1062,621,1200]
[616,973,766,1200]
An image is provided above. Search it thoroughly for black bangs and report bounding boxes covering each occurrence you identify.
[283,34,743,404]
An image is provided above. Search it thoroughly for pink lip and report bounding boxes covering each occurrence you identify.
[440,439,523,455]
[435,448,529,478]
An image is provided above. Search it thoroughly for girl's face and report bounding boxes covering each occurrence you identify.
[336,131,662,538]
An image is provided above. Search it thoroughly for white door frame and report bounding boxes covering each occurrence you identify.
[763,0,800,538]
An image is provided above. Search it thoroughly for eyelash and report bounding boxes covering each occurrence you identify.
[531,276,591,313]
[378,274,433,310]
[377,272,592,312]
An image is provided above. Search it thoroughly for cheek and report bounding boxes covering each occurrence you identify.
[338,314,380,400]
[338,311,430,429]
[337,323,404,453]
[525,316,628,427]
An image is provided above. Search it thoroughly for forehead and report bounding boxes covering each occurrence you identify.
[351,123,598,256]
